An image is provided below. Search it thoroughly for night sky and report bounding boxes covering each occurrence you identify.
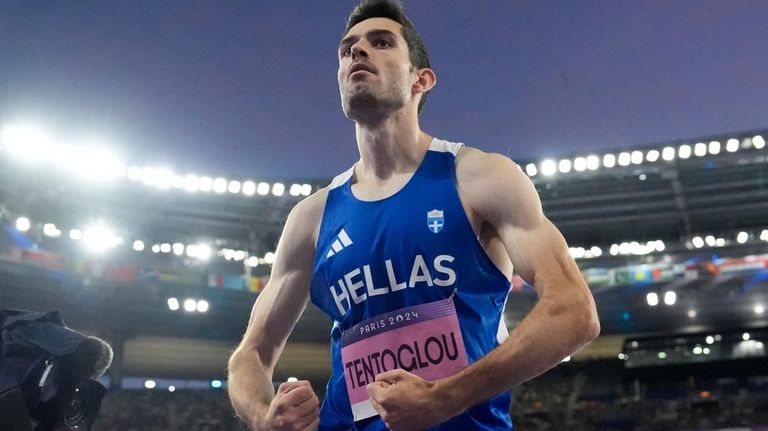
[1,1,766,180]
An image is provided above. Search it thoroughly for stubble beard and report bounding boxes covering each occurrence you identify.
[342,81,407,126]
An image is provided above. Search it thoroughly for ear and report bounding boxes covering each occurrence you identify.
[412,67,437,97]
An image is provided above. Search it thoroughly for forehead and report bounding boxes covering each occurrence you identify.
[343,17,404,41]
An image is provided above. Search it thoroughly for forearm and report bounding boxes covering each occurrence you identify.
[228,346,277,429]
[437,290,600,414]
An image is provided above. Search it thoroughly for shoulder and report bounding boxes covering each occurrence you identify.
[287,187,329,247]
[454,146,542,227]
[454,146,530,194]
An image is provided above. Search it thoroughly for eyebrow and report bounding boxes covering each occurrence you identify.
[339,29,398,51]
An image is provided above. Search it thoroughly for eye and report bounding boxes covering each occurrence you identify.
[340,46,351,57]
[373,38,392,48]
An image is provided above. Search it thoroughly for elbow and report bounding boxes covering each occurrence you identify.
[577,299,601,345]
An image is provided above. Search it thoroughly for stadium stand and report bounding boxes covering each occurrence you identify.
[1,129,767,429]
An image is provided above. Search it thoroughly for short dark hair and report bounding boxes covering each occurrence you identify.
[344,0,431,114]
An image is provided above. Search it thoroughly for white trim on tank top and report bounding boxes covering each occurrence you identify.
[327,138,464,190]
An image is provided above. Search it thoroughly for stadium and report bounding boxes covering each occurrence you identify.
[1,124,767,430]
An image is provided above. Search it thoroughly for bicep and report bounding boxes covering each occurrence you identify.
[239,202,317,369]
[461,152,583,294]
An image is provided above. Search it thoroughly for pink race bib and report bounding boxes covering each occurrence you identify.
[340,298,468,421]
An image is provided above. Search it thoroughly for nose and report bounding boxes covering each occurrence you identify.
[351,43,368,60]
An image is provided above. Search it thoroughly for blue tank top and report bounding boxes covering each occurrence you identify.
[310,138,513,430]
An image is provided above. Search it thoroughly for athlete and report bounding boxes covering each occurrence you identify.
[228,1,600,430]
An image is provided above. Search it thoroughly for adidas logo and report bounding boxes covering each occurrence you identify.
[326,229,353,258]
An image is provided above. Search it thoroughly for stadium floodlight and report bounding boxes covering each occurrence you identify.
[199,176,213,192]
[743,332,751,341]
[15,217,31,232]
[726,138,739,153]
[228,180,241,194]
[183,299,197,312]
[0,124,50,161]
[558,159,572,174]
[638,174,647,181]
[704,235,716,247]
[167,297,180,311]
[128,166,142,181]
[761,230,768,241]
[184,175,200,193]
[196,300,209,313]
[257,182,270,195]
[301,184,313,196]
[755,304,765,315]
[63,146,128,182]
[693,346,702,355]
[272,183,285,196]
[43,223,61,238]
[69,229,82,240]
[609,244,620,256]
[590,246,602,257]
[160,243,171,253]
[172,243,184,256]
[646,292,659,307]
[737,232,749,244]
[568,247,585,259]
[171,175,184,189]
[753,135,766,149]
[573,157,587,172]
[703,347,710,355]
[618,152,631,166]
[630,151,643,165]
[246,256,259,267]
[264,252,276,264]
[196,244,211,261]
[82,224,120,253]
[603,154,616,168]
[525,163,538,176]
[655,240,665,252]
[694,142,707,157]
[233,250,246,261]
[708,141,721,155]
[213,178,227,194]
[705,335,714,345]
[133,240,145,251]
[151,244,161,253]
[540,159,557,176]
[586,155,599,170]
[657,352,667,359]
[742,138,753,149]
[168,386,176,393]
[289,184,302,196]
[714,237,726,247]
[688,309,697,318]
[144,380,156,389]
[618,353,626,360]
[185,245,198,258]
[211,380,222,388]
[661,147,675,161]
[678,145,691,159]
[242,180,256,196]
[692,236,704,248]
[646,150,660,163]
[663,291,677,306]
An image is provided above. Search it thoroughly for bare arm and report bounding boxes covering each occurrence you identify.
[441,148,601,410]
[227,190,326,429]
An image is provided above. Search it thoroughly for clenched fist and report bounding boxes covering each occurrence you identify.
[263,380,320,431]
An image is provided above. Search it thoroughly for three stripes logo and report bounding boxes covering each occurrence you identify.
[326,228,353,258]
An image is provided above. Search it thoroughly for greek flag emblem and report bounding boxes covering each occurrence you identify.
[427,209,444,234]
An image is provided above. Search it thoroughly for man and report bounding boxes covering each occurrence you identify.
[228,1,600,430]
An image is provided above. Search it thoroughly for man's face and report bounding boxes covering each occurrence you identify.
[337,17,416,120]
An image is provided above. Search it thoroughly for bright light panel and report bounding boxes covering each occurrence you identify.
[213,178,227,193]
[196,299,209,313]
[15,217,30,232]
[662,147,675,161]
[754,135,766,149]
[264,252,276,264]
[558,159,571,173]
[630,151,643,164]
[678,145,691,159]
[618,152,631,166]
[167,297,180,311]
[133,240,145,251]
[541,159,556,176]
[242,181,256,196]
[525,163,537,176]
[646,292,659,306]
[726,139,739,153]
[301,184,312,196]
[289,184,302,196]
[708,141,721,155]
[694,143,707,157]
[183,299,197,312]
[586,155,599,170]
[272,183,285,196]
[69,229,82,240]
[257,182,270,195]
[82,224,120,253]
[663,291,676,306]
[228,180,241,194]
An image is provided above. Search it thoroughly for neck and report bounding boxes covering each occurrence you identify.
[354,110,431,182]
